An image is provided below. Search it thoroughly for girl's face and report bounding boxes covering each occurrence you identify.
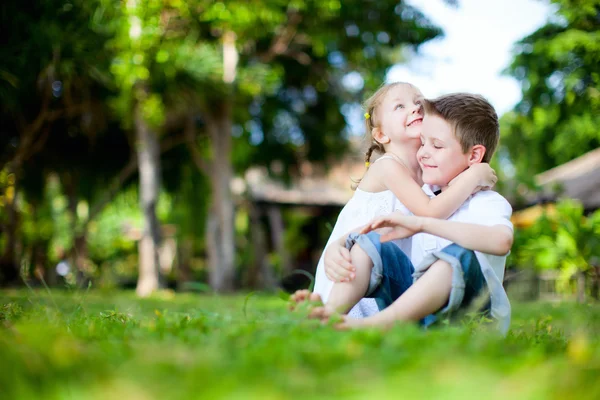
[374,84,424,145]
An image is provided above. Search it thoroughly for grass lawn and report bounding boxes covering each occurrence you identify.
[1,289,599,399]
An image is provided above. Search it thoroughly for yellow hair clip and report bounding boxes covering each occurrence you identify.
[365,161,370,168]
[364,112,370,120]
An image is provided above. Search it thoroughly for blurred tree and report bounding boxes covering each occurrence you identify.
[1,0,444,291]
[188,0,442,291]
[99,0,226,295]
[501,0,600,186]
[0,0,114,285]
[98,0,443,293]
[519,199,600,302]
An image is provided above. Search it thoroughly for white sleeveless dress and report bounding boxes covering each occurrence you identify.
[313,155,412,318]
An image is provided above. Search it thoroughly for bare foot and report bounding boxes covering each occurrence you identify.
[307,305,333,320]
[334,315,362,330]
[289,289,323,311]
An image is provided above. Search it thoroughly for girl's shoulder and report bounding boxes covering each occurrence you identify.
[359,155,411,187]
[353,187,394,197]
[365,156,411,179]
[370,154,411,173]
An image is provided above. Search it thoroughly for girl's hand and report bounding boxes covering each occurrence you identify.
[324,240,355,282]
[449,163,497,192]
[360,213,423,242]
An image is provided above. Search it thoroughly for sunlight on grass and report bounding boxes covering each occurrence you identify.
[1,290,599,399]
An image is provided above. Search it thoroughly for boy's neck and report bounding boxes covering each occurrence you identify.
[439,166,470,193]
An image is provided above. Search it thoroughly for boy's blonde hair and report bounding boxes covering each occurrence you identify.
[423,93,499,163]
[362,81,418,165]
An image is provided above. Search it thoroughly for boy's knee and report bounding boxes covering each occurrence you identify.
[430,259,452,271]
[426,259,453,284]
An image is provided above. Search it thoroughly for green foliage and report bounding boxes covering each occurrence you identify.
[246,0,441,174]
[517,199,600,290]
[1,0,444,287]
[1,291,600,399]
[501,0,600,183]
[87,187,141,265]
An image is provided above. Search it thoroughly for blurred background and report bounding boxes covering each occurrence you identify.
[1,0,599,301]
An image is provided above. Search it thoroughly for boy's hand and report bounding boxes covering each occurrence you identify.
[324,240,355,282]
[360,213,424,242]
[449,163,497,192]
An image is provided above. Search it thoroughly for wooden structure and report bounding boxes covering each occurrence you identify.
[241,148,367,290]
[247,146,600,292]
[535,146,600,210]
[511,147,600,227]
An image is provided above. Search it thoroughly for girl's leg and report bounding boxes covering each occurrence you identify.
[324,244,373,314]
[321,231,414,318]
[349,259,452,328]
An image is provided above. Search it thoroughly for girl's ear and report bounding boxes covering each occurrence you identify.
[468,144,487,165]
[372,127,390,144]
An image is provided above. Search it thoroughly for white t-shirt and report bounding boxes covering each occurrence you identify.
[412,186,513,333]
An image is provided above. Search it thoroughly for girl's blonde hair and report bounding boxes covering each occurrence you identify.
[352,81,417,189]
[362,81,417,165]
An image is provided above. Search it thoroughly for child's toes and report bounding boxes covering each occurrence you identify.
[308,292,323,304]
[289,289,312,311]
[308,306,328,320]
[291,289,310,303]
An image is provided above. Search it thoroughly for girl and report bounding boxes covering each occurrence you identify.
[312,82,496,318]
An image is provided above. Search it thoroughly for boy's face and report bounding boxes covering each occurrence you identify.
[417,115,470,187]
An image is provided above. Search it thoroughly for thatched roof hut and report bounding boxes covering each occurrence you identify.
[535,147,600,210]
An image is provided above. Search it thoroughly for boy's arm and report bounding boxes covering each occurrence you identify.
[362,214,513,256]
[420,217,513,255]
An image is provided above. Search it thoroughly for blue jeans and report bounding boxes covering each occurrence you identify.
[345,232,486,327]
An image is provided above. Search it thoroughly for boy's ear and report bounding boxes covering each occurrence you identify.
[468,145,487,165]
[372,127,390,145]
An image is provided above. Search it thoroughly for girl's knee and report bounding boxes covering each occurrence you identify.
[350,243,374,271]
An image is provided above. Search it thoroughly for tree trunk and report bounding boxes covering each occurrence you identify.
[176,238,193,291]
[0,165,21,286]
[202,31,239,292]
[246,202,276,289]
[63,175,90,285]
[591,265,600,301]
[32,240,50,285]
[205,104,236,292]
[576,271,586,303]
[73,234,89,285]
[134,84,162,297]
[266,205,291,277]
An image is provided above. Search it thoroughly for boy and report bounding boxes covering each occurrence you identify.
[295,93,513,334]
